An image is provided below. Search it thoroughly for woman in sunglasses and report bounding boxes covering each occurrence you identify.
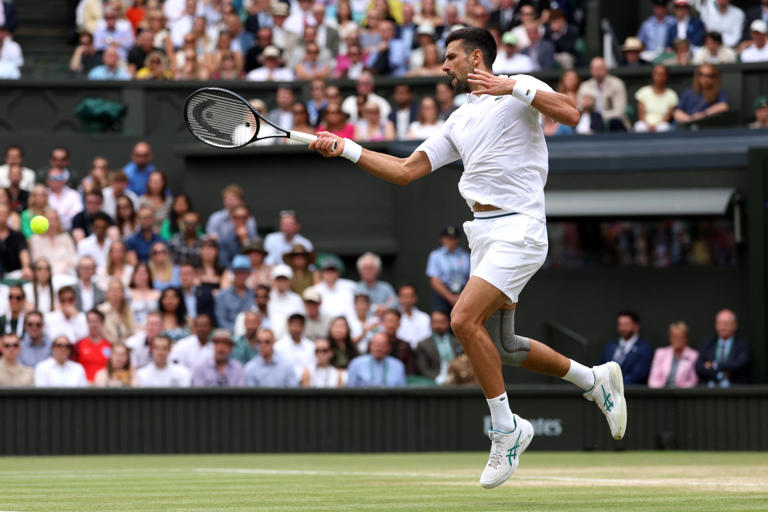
[300,337,345,388]
[0,285,27,338]
[673,64,730,125]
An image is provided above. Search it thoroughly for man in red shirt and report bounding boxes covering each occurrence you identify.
[73,309,112,382]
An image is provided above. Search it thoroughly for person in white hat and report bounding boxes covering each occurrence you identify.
[245,44,295,81]
[267,264,305,341]
[740,20,768,62]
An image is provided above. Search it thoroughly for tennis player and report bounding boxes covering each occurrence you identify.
[310,27,626,489]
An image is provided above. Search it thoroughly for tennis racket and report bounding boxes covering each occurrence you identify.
[184,87,335,149]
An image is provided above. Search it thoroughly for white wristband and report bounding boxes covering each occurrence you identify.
[512,80,537,106]
[341,138,362,163]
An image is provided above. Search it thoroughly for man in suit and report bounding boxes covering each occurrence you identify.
[388,85,419,140]
[490,0,518,33]
[695,309,750,386]
[415,310,463,384]
[666,0,705,49]
[311,3,339,57]
[73,256,105,313]
[178,262,214,322]
[598,310,654,386]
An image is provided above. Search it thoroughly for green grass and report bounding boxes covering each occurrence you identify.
[0,452,766,511]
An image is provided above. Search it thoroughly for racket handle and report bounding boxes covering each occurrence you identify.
[289,131,337,150]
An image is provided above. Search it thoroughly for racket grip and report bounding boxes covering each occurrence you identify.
[289,131,337,151]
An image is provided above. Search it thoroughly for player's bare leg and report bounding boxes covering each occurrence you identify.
[450,276,534,489]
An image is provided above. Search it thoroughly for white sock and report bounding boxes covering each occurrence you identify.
[487,392,516,432]
[562,359,595,391]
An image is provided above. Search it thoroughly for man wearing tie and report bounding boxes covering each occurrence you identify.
[597,311,654,386]
[695,309,750,387]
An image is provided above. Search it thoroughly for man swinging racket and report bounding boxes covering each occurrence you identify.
[309,27,627,489]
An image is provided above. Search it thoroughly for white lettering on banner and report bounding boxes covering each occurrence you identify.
[483,416,563,437]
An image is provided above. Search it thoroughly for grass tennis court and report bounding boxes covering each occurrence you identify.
[1,452,766,511]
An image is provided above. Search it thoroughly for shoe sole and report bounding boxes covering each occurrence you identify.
[480,419,535,489]
[608,362,627,440]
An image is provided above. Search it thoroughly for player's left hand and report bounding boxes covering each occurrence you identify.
[468,69,515,96]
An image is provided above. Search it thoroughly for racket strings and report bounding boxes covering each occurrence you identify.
[186,90,259,148]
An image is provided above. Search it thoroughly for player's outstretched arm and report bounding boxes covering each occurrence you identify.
[309,131,432,186]
[468,69,580,127]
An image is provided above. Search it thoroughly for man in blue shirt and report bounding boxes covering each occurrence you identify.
[347,332,406,387]
[243,328,297,387]
[125,206,161,263]
[214,255,255,330]
[426,225,471,312]
[637,0,675,59]
[123,141,156,196]
[87,47,131,81]
[355,252,397,315]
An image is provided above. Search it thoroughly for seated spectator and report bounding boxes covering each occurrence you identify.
[407,97,443,141]
[637,0,674,61]
[621,37,649,67]
[204,184,257,246]
[125,0,147,33]
[407,43,444,77]
[634,65,679,133]
[1,285,26,335]
[435,82,457,121]
[76,212,112,272]
[328,316,358,369]
[0,26,23,79]
[93,7,135,59]
[136,335,191,386]
[243,240,273,289]
[300,337,345,387]
[522,22,556,70]
[79,157,110,197]
[545,9,581,69]
[127,262,160,327]
[72,190,112,243]
[740,20,768,63]
[4,165,27,214]
[246,45,294,81]
[302,288,332,341]
[197,237,225,294]
[349,291,378,352]
[380,308,414,374]
[217,204,252,267]
[493,32,535,74]
[73,256,105,313]
[282,244,315,295]
[33,336,87,387]
[125,310,162,369]
[333,41,366,80]
[243,327,296,387]
[578,57,629,131]
[575,91,605,135]
[232,312,261,365]
[665,0,705,49]
[274,313,315,381]
[396,284,431,350]
[19,311,52,369]
[408,24,439,72]
[692,31,736,65]
[695,309,750,386]
[123,142,156,197]
[148,241,179,291]
[73,308,112,383]
[127,29,156,76]
[268,87,296,133]
[415,310,462,384]
[388,84,418,140]
[232,283,272,338]
[0,333,34,386]
[355,101,396,142]
[93,343,135,387]
[191,328,244,387]
[97,240,133,290]
[19,185,48,239]
[315,258,355,320]
[597,311,654,385]
[169,213,202,267]
[215,255,254,330]
[0,203,30,279]
[30,210,77,278]
[347,332,406,387]
[136,51,173,80]
[210,50,243,80]
[673,64,729,125]
[244,27,272,74]
[445,353,479,385]
[648,321,699,388]
[661,37,693,66]
[264,210,312,266]
[44,287,87,343]
[366,20,407,76]
[0,188,20,230]
[289,103,316,140]
[425,226,470,313]
[749,96,768,129]
[103,171,140,223]
[356,252,397,315]
[158,287,189,342]
[98,280,135,345]
[305,78,328,128]
[87,46,131,80]
[46,167,82,232]
[316,102,355,138]
[170,313,214,369]
[125,206,162,264]
[178,262,214,321]
[294,41,331,80]
[24,259,57,314]
[138,171,172,229]
[700,0,744,48]
[342,71,391,122]
[161,194,194,241]
[0,145,35,192]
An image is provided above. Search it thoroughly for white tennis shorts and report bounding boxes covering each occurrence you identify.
[463,212,548,303]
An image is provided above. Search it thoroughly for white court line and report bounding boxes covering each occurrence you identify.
[194,468,768,489]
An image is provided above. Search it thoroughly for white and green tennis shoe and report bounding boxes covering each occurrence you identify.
[584,361,627,440]
[479,414,534,489]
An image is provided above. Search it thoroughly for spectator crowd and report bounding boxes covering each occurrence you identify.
[0,141,478,388]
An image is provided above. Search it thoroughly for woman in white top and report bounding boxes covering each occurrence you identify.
[138,171,173,230]
[301,338,345,388]
[28,210,77,278]
[93,344,136,387]
[633,65,679,133]
[96,240,134,290]
[407,96,444,140]
[354,101,396,142]
[127,262,160,328]
[24,258,57,314]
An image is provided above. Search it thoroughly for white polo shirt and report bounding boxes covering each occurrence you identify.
[169,335,214,369]
[136,362,191,387]
[416,75,553,222]
[34,358,87,387]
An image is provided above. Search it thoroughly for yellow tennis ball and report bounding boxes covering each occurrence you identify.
[30,215,49,235]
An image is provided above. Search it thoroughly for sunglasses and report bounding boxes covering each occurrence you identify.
[26,322,42,328]
[53,343,71,349]
[9,294,24,300]
[59,297,75,304]
[3,343,19,349]
[36,267,51,271]
[315,348,331,354]
[152,249,168,255]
